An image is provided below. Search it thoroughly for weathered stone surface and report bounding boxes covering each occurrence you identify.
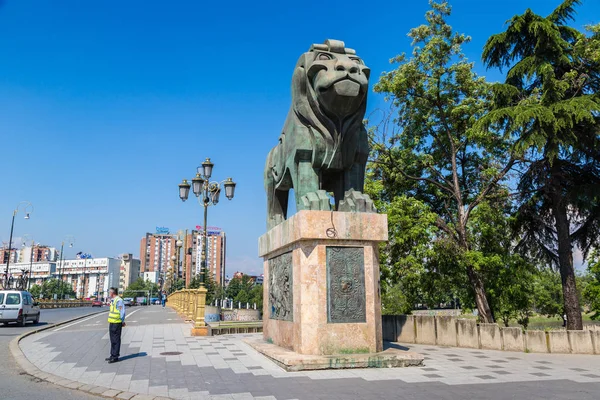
[327,246,366,323]
[525,330,548,353]
[338,189,376,213]
[261,210,386,355]
[264,39,373,229]
[456,319,479,349]
[435,316,457,347]
[415,316,436,345]
[479,323,502,350]
[268,251,293,321]
[501,327,525,352]
[259,210,387,257]
[548,331,570,353]
[568,330,594,354]
[244,337,423,371]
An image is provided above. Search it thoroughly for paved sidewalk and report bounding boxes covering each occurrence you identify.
[18,307,600,399]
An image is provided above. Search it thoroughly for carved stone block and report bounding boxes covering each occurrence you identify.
[268,252,293,321]
[326,246,366,323]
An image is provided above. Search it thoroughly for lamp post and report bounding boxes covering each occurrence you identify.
[58,235,75,300]
[178,158,236,287]
[3,202,33,290]
[22,234,36,290]
[179,158,236,336]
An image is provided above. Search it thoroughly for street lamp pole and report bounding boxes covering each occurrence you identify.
[59,236,75,300]
[4,202,33,289]
[22,235,35,290]
[178,158,236,288]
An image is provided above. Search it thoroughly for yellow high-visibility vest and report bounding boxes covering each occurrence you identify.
[108,296,123,324]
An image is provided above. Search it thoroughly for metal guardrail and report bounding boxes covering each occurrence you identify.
[37,300,93,309]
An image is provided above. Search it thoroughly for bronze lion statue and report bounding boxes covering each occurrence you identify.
[265,39,375,229]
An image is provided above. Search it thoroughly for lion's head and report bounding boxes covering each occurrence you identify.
[290,39,370,168]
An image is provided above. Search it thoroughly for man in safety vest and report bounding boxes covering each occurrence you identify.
[106,287,126,363]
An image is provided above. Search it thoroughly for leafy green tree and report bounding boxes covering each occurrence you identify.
[481,0,600,329]
[249,284,263,310]
[584,251,600,320]
[30,284,42,299]
[533,269,564,320]
[234,289,251,305]
[169,278,185,294]
[30,279,75,299]
[189,272,225,305]
[372,1,517,322]
[225,274,254,300]
[123,279,158,299]
[381,283,412,315]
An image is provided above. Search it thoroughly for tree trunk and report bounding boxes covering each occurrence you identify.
[552,193,583,330]
[466,265,494,323]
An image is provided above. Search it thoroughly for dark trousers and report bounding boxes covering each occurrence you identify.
[109,322,122,359]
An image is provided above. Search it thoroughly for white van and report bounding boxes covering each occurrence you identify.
[0,290,41,326]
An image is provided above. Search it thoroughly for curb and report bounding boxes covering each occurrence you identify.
[9,309,173,400]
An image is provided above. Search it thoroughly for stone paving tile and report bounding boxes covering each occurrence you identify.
[20,307,600,400]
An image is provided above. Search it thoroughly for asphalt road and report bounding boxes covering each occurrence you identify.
[0,306,107,400]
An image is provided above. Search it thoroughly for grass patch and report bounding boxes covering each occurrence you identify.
[338,347,370,354]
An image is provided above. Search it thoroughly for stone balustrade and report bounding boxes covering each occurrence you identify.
[167,288,210,336]
[383,315,600,355]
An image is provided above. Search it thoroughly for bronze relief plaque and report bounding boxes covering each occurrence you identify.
[327,246,366,323]
[268,251,293,321]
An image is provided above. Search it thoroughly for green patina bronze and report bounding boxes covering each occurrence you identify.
[264,39,376,229]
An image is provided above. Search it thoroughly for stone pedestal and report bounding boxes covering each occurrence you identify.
[258,210,387,356]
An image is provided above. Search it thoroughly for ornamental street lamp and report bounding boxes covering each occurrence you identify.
[178,158,236,288]
[58,235,75,299]
[3,202,33,290]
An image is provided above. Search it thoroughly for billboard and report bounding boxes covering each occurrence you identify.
[155,227,170,234]
[196,226,222,235]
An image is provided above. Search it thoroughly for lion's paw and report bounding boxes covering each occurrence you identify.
[300,190,332,211]
[338,189,376,213]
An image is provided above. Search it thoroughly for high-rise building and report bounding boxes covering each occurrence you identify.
[0,247,18,264]
[56,257,120,299]
[185,227,227,286]
[18,245,58,263]
[139,232,176,282]
[119,253,141,292]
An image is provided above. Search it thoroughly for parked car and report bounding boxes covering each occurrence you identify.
[123,298,133,307]
[91,300,103,307]
[0,290,41,326]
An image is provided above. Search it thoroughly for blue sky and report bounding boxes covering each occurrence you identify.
[1,0,598,275]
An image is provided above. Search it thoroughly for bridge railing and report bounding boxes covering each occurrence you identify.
[167,288,209,334]
[37,299,93,309]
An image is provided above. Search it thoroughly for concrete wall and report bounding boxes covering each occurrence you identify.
[205,306,220,323]
[568,330,594,354]
[222,309,261,322]
[382,315,600,355]
[415,316,436,345]
[435,316,457,347]
[456,319,479,349]
[525,330,548,353]
[548,331,570,353]
[397,315,416,343]
[382,315,416,343]
[501,327,525,352]
[479,323,502,350]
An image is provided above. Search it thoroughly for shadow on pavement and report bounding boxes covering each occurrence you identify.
[120,352,147,361]
[384,342,410,351]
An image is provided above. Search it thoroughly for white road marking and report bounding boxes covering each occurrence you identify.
[53,312,107,331]
[53,308,143,332]
[125,309,141,320]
